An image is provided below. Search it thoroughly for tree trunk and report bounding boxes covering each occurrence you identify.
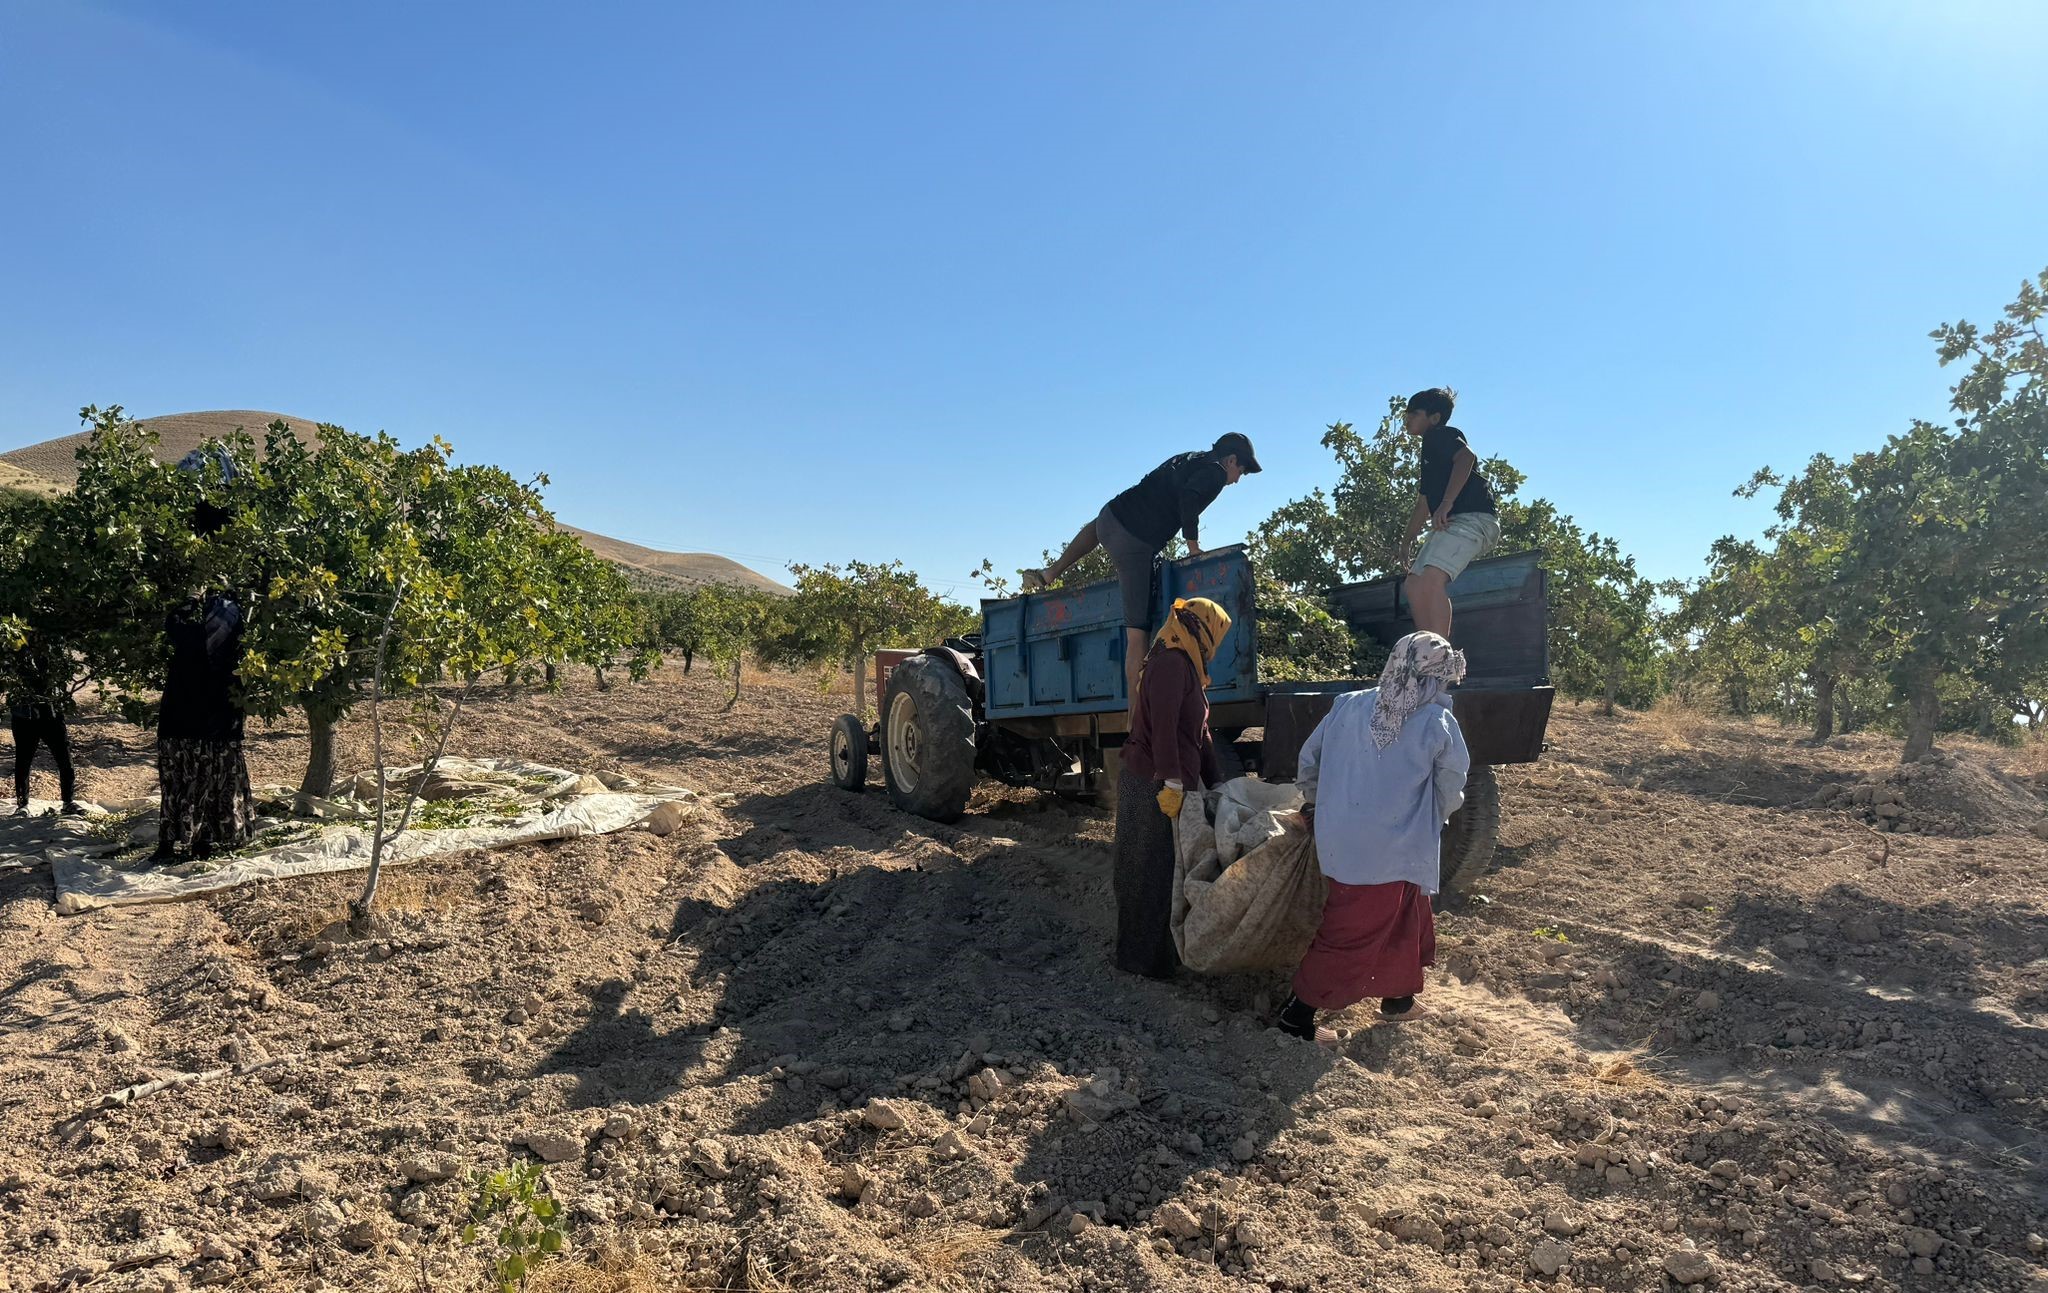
[683,649,693,675]
[544,662,556,685]
[726,656,743,709]
[1901,676,1940,763]
[853,658,867,717]
[1810,672,1835,744]
[299,708,338,805]
[1600,656,1620,717]
[595,665,609,692]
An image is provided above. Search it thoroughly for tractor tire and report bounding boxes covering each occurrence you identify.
[1438,763,1501,895]
[829,714,869,792]
[881,653,978,823]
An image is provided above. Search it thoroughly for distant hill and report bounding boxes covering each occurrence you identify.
[561,526,790,595]
[0,410,789,595]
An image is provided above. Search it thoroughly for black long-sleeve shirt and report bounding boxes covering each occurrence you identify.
[159,593,246,742]
[1107,451,1228,550]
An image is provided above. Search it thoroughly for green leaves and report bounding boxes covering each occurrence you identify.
[462,1162,569,1293]
[0,412,646,797]
[1682,267,2048,756]
[1251,397,1663,706]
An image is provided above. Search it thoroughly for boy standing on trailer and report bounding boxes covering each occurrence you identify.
[1399,388,1500,640]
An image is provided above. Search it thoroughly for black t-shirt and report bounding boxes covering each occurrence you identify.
[1107,451,1228,549]
[159,593,247,742]
[1419,425,1497,516]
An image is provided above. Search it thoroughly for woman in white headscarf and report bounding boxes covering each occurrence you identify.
[1278,632,1470,1042]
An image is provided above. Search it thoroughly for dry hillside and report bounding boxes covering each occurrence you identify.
[1,672,2044,1293]
[0,410,786,594]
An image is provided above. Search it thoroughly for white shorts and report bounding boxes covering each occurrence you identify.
[1411,512,1500,582]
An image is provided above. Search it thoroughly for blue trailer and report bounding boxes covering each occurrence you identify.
[827,545,1555,893]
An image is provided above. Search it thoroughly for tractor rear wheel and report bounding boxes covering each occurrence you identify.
[829,714,869,791]
[1438,763,1501,895]
[881,654,977,822]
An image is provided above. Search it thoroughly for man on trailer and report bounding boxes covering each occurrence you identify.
[1021,433,1261,702]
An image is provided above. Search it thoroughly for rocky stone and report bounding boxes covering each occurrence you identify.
[1390,1215,1446,1249]
[1530,1238,1572,1276]
[247,1156,336,1203]
[602,1113,636,1140]
[1230,1136,1258,1163]
[691,1138,733,1180]
[118,1231,194,1267]
[1810,1257,1841,1283]
[1155,1202,1203,1240]
[1068,1211,1093,1236]
[1663,1248,1716,1285]
[524,1130,583,1164]
[1707,1158,1741,1180]
[342,1215,392,1252]
[1544,1209,1586,1237]
[198,1122,249,1153]
[863,1100,907,1131]
[907,1192,940,1218]
[1235,1218,1268,1249]
[934,1129,970,1160]
[1904,1227,1942,1258]
[838,1163,868,1202]
[1695,990,1721,1011]
[815,1067,851,1090]
[399,1154,459,1184]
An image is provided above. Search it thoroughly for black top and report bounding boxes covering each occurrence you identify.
[160,593,246,742]
[1419,425,1497,516]
[5,647,64,723]
[6,693,60,724]
[1108,451,1229,550]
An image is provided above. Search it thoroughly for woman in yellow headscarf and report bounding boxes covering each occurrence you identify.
[1114,597,1232,978]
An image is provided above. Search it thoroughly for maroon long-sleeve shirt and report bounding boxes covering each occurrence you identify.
[1121,648,1219,788]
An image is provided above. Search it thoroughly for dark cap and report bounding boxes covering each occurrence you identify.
[1212,433,1261,473]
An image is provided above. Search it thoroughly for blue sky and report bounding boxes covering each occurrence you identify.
[4,2,2044,600]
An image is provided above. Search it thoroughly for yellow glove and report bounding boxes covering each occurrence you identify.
[1157,785,1185,818]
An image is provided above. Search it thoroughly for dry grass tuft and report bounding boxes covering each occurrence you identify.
[905,1224,1008,1283]
[1635,699,1716,751]
[531,1254,674,1293]
[1589,1055,1659,1088]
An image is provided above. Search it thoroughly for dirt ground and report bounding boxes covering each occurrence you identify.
[2,665,2045,1293]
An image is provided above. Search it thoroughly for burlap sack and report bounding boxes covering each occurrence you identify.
[1170,782,1328,974]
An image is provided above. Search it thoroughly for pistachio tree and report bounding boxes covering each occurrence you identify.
[775,560,974,714]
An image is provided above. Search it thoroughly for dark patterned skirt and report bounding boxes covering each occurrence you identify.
[158,737,254,860]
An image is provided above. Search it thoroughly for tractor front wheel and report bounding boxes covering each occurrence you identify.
[829,714,869,791]
[880,654,977,822]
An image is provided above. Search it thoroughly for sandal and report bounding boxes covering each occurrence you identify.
[1378,1002,1434,1023]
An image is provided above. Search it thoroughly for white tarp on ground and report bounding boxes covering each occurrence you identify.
[0,799,120,873]
[40,758,697,916]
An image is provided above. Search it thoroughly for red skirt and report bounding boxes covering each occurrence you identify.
[1291,879,1435,1009]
